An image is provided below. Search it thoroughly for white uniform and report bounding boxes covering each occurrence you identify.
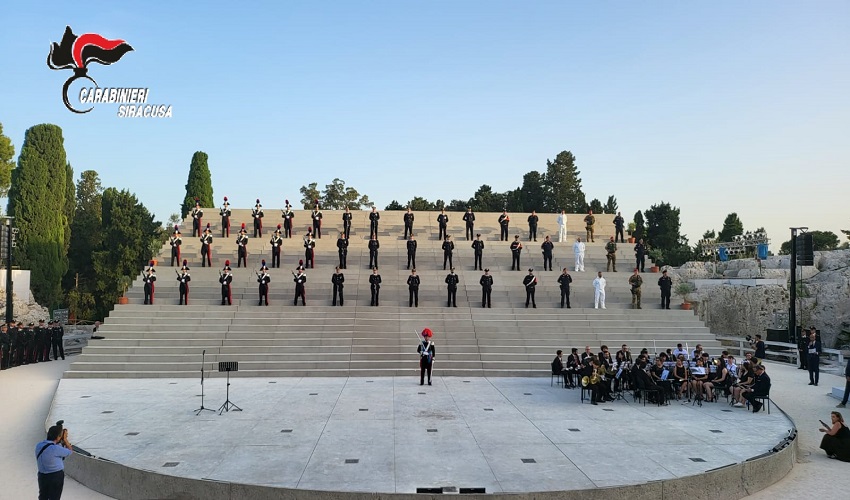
[557,213,567,242]
[573,241,586,272]
[593,276,606,309]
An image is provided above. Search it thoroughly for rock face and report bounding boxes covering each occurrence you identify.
[666,250,850,348]
[0,290,50,325]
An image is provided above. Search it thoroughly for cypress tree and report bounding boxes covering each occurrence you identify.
[181,151,213,218]
[63,162,75,253]
[0,122,14,197]
[545,151,587,213]
[7,124,68,307]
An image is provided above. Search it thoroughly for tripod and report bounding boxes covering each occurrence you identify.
[194,350,214,415]
[217,361,242,414]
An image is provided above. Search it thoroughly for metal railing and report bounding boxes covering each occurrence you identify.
[716,335,845,366]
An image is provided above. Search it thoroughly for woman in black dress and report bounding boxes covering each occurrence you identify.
[819,411,850,461]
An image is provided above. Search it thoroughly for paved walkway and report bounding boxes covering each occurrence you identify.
[1,358,847,497]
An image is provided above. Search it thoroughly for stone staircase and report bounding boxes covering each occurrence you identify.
[64,209,721,378]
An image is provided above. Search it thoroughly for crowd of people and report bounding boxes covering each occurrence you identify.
[552,343,772,411]
[0,320,65,371]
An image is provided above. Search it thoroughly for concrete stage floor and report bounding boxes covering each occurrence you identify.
[48,375,795,494]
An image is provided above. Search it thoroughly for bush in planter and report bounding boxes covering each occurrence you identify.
[647,248,664,269]
[674,281,695,303]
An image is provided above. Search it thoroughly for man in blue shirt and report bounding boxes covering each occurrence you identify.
[35,423,73,499]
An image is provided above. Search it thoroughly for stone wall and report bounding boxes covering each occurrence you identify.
[666,250,850,348]
[0,289,49,325]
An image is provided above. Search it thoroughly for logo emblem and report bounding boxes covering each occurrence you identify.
[47,26,133,113]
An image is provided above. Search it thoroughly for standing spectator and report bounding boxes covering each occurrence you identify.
[613,212,625,243]
[584,210,595,242]
[35,422,73,500]
[634,238,647,273]
[752,334,767,359]
[658,270,672,309]
[807,327,822,386]
[837,356,850,408]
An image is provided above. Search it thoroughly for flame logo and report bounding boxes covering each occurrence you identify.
[47,26,134,113]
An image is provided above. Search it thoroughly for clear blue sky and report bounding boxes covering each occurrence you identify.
[2,1,848,250]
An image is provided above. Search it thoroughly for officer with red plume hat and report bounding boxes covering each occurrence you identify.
[237,223,249,268]
[311,201,323,239]
[200,224,213,267]
[257,260,270,306]
[417,328,436,385]
[169,225,182,266]
[143,261,156,305]
[219,260,233,305]
[281,200,294,238]
[177,260,191,305]
[270,225,283,268]
[252,199,264,237]
[191,198,203,237]
[220,196,231,238]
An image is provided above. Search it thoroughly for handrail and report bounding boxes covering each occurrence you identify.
[716,335,845,366]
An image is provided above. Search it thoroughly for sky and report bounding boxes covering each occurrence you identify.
[1,1,848,251]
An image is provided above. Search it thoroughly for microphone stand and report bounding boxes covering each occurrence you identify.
[194,350,214,415]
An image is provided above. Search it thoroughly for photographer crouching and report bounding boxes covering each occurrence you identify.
[35,420,73,499]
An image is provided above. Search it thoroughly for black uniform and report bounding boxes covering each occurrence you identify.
[445,272,459,307]
[143,271,156,304]
[257,271,271,306]
[282,208,294,238]
[25,325,37,364]
[407,274,420,307]
[498,213,510,241]
[403,211,414,239]
[191,206,203,237]
[463,211,475,240]
[169,234,182,266]
[558,272,573,308]
[634,242,646,273]
[541,240,554,271]
[177,271,191,305]
[220,270,233,305]
[472,238,484,270]
[200,232,213,267]
[369,272,382,306]
[523,273,538,308]
[527,214,539,241]
[220,205,231,238]
[332,272,344,306]
[337,236,348,269]
[480,274,493,308]
[658,274,672,309]
[293,271,307,305]
[36,323,49,362]
[808,337,822,385]
[510,240,523,270]
[270,233,283,268]
[237,233,249,268]
[304,237,316,268]
[418,339,436,385]
[613,214,625,243]
[312,209,323,238]
[442,239,454,270]
[368,238,380,269]
[437,212,448,240]
[252,204,264,237]
[369,210,380,236]
[406,239,417,269]
[0,326,9,369]
[342,211,352,239]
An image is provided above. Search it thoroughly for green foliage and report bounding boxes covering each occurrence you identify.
[519,172,546,212]
[407,197,438,211]
[644,202,681,251]
[779,230,841,255]
[469,184,506,212]
[63,162,75,253]
[647,248,665,267]
[545,151,586,212]
[66,288,96,321]
[665,236,694,266]
[0,122,15,198]
[181,151,214,218]
[633,211,646,240]
[603,195,618,214]
[64,170,103,293]
[7,124,68,307]
[384,200,404,210]
[445,199,468,211]
[503,188,524,212]
[167,213,181,228]
[301,178,373,210]
[717,212,744,242]
[92,188,162,318]
[627,221,636,236]
[674,281,695,301]
[588,198,604,214]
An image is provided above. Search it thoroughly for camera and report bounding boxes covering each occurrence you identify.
[745,335,753,342]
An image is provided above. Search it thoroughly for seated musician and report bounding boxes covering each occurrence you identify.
[732,361,754,407]
[650,357,674,400]
[690,358,714,402]
[671,358,689,399]
[565,348,581,388]
[614,350,632,391]
[583,358,613,405]
[551,350,569,387]
[634,360,666,405]
[712,358,733,397]
[743,363,771,413]
[616,344,632,363]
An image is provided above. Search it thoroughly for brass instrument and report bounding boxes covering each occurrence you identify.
[581,376,590,387]
[590,368,601,385]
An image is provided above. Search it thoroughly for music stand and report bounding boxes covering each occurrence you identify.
[194,350,214,415]
[217,361,242,414]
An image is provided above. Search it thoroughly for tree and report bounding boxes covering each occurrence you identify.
[445,199,467,212]
[299,183,321,209]
[779,230,841,255]
[503,188,524,212]
[469,184,505,212]
[181,151,213,218]
[167,213,181,229]
[7,124,68,307]
[301,179,373,210]
[603,195,618,214]
[384,200,404,210]
[588,198,604,214]
[0,122,14,198]
[644,202,682,252]
[519,172,547,212]
[64,170,103,295]
[633,211,646,240]
[63,162,75,253]
[407,197,437,211]
[544,151,586,212]
[717,213,744,242]
[92,188,162,318]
